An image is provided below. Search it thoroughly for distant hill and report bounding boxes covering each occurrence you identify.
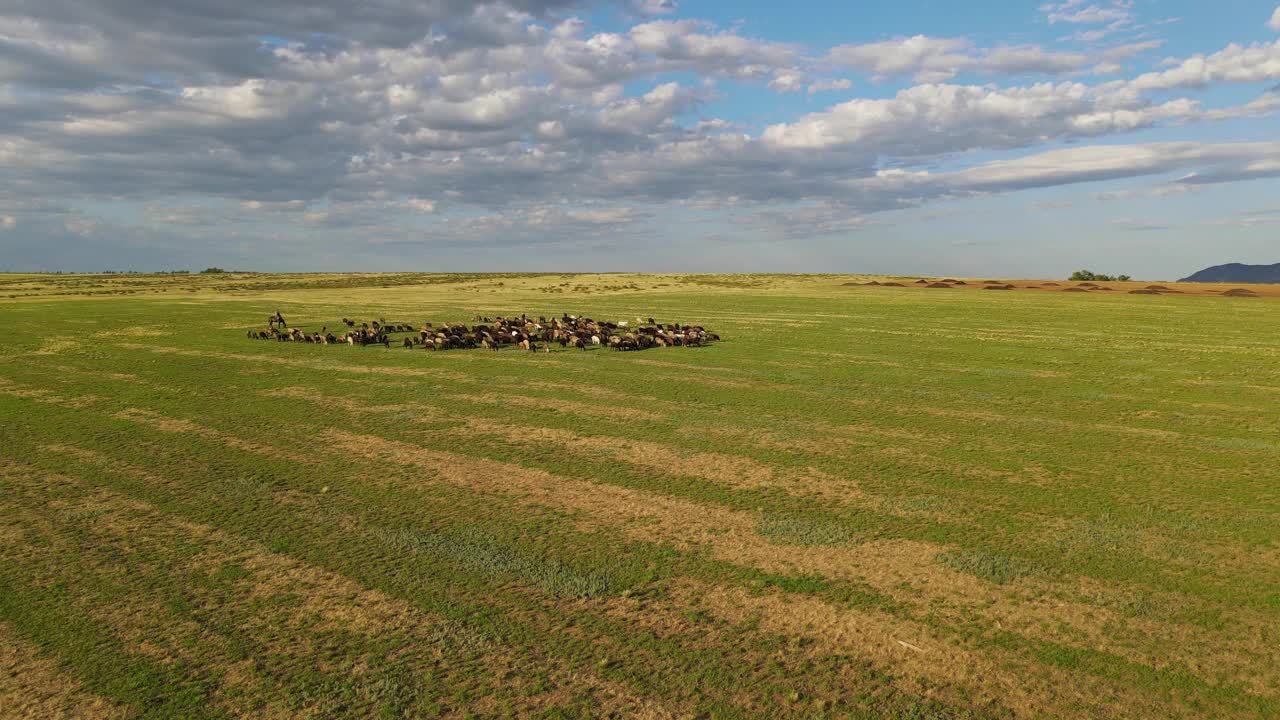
[1179,263,1280,284]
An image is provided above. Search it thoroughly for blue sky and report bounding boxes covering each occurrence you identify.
[1,0,1279,278]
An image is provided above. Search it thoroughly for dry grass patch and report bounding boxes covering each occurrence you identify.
[319,430,976,595]
[0,377,101,408]
[692,583,1177,719]
[24,448,686,712]
[0,621,129,720]
[116,343,476,385]
[32,338,79,356]
[457,418,860,500]
[461,392,665,423]
[112,407,314,464]
[677,425,877,460]
[261,386,440,421]
[6,459,677,718]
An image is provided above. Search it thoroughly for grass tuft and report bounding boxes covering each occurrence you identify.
[756,514,858,546]
[372,526,621,599]
[937,550,1043,584]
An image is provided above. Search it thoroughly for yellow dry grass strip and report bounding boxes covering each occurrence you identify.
[21,451,681,719]
[261,386,442,420]
[522,380,656,404]
[32,338,79,356]
[690,583,1170,720]
[0,621,129,720]
[455,418,861,500]
[676,425,877,458]
[459,392,665,423]
[114,343,477,384]
[323,429,1274,704]
[0,376,102,408]
[92,327,167,339]
[625,358,749,374]
[112,407,314,464]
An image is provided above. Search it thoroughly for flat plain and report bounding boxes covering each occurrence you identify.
[1,271,1277,719]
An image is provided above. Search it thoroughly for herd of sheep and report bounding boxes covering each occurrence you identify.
[247,312,719,352]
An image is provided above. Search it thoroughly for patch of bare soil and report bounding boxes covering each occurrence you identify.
[926,282,953,288]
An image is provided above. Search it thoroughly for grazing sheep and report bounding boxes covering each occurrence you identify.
[254,309,718,355]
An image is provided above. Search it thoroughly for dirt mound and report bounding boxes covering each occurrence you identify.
[1089,286,1114,291]
[864,281,882,286]
[881,282,905,287]
[926,283,953,288]
[1145,285,1169,290]
[1222,288,1258,297]
[914,279,930,284]
[982,280,1004,285]
[940,279,958,283]
[983,285,1015,290]
[953,280,968,285]
[1076,282,1098,287]
[1063,288,1088,293]
[1042,282,1060,286]
[1128,289,1160,295]
[840,282,861,286]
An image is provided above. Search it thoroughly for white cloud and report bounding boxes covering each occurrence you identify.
[768,69,807,93]
[3,0,1280,270]
[827,35,1090,82]
[1124,40,1280,91]
[807,78,852,95]
[626,0,678,16]
[760,82,1199,153]
[1111,218,1169,231]
[1042,1,1132,25]
[1270,7,1280,32]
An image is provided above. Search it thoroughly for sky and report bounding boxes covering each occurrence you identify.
[2,1,1280,278]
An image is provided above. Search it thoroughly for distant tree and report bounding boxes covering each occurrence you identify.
[1070,270,1132,282]
[200,267,227,274]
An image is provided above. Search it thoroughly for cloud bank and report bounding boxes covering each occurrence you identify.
[1,0,1278,272]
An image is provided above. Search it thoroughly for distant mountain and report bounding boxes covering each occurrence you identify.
[1179,263,1280,284]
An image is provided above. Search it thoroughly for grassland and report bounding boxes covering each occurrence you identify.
[0,271,1277,719]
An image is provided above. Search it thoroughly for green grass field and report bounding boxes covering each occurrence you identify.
[1,272,1277,719]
